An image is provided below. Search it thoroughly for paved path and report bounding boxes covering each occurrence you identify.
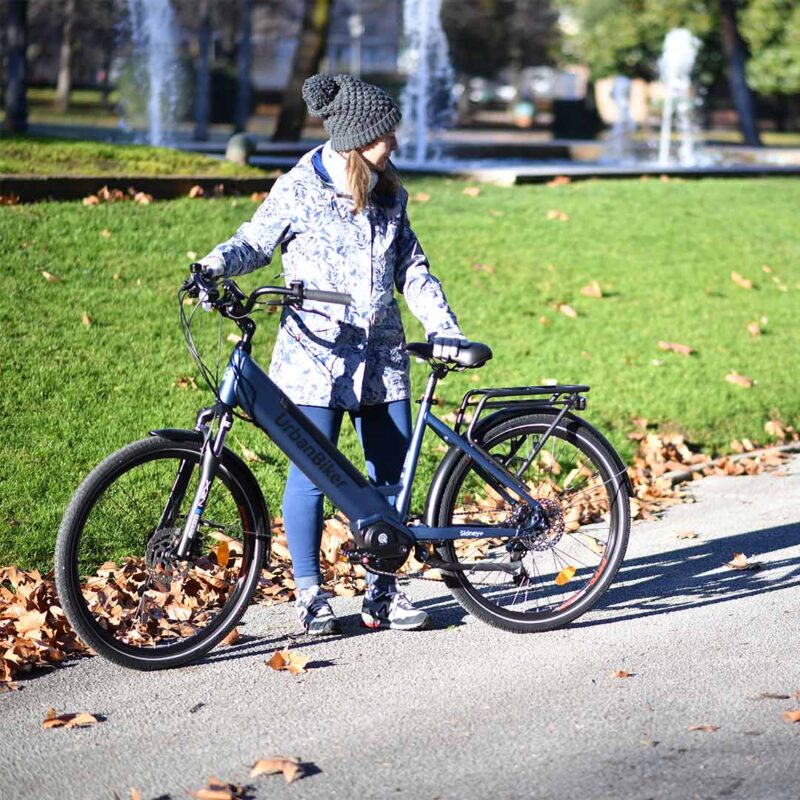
[3,458,799,800]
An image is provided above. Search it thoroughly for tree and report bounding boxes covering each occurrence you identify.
[194,0,212,140]
[272,0,331,142]
[234,0,253,133]
[718,0,760,145]
[740,0,800,96]
[4,0,28,134]
[54,0,76,112]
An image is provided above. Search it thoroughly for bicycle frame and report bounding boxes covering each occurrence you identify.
[180,343,551,551]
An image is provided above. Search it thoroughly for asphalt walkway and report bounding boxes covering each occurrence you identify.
[3,457,799,800]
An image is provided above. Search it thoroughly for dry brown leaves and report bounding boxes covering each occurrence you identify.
[190,776,248,799]
[624,417,797,520]
[657,341,694,356]
[688,724,719,733]
[0,566,89,685]
[0,193,21,205]
[266,647,309,675]
[41,270,62,284]
[42,708,99,729]
[546,209,569,222]
[611,670,634,679]
[580,280,603,298]
[546,175,571,187]
[726,552,762,571]
[462,186,481,198]
[731,271,754,290]
[251,756,304,783]
[82,186,153,207]
[726,371,753,388]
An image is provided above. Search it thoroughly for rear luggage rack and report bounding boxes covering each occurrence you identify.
[454,384,590,443]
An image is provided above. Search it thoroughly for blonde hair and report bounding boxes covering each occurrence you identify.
[345,150,401,214]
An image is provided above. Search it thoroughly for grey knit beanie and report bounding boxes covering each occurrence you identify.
[302,73,401,152]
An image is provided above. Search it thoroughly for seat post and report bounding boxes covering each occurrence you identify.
[395,364,448,520]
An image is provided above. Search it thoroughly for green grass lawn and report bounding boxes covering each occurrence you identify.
[0,135,265,177]
[1,175,799,572]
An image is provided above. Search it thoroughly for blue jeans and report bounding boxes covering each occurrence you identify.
[282,400,412,596]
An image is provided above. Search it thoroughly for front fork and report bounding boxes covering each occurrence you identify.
[172,407,233,559]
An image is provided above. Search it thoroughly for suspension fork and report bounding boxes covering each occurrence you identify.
[174,408,234,558]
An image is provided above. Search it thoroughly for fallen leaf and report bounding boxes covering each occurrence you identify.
[188,185,205,198]
[215,541,230,568]
[113,273,122,281]
[190,775,246,799]
[82,194,100,206]
[580,280,602,298]
[266,647,309,675]
[731,271,753,289]
[782,710,800,723]
[761,264,772,273]
[413,191,431,202]
[472,262,494,274]
[219,627,240,647]
[251,191,269,203]
[676,529,699,539]
[0,193,20,205]
[42,709,99,729]
[558,303,578,318]
[462,186,480,197]
[240,444,262,463]
[175,375,198,390]
[726,552,762,571]
[554,565,576,585]
[688,724,719,733]
[100,228,112,238]
[131,790,142,800]
[250,756,304,783]
[546,175,571,187]
[41,271,61,284]
[611,670,634,679]
[186,250,198,260]
[725,371,753,388]
[764,419,785,439]
[746,321,761,337]
[538,315,550,326]
[81,312,91,327]
[133,191,153,205]
[657,341,694,356]
[546,209,569,221]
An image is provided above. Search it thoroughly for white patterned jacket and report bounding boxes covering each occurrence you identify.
[201,145,463,409]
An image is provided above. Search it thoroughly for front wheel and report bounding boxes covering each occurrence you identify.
[429,413,630,632]
[55,436,269,670]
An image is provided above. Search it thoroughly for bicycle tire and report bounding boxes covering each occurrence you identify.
[55,436,269,670]
[428,412,630,633]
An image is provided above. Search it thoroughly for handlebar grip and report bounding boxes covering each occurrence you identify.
[303,289,353,306]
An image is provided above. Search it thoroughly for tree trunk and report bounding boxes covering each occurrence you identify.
[719,0,761,146]
[54,0,76,112]
[272,0,331,142]
[4,0,28,134]
[233,0,252,133]
[194,0,212,141]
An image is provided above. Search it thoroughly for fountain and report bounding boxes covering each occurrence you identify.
[118,0,182,147]
[398,0,455,164]
[657,28,701,166]
[601,76,637,164]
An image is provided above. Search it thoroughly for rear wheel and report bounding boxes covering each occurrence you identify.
[55,436,269,670]
[430,413,630,632]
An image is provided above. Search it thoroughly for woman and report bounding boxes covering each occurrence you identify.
[198,74,466,635]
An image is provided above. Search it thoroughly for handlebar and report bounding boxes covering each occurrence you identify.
[184,264,352,314]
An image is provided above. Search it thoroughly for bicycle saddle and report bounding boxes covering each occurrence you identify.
[405,341,493,368]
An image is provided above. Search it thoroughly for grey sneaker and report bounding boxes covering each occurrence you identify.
[361,590,433,631]
[296,586,341,635]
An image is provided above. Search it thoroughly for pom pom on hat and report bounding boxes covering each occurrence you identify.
[302,74,341,116]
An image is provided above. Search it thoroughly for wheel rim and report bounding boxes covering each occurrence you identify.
[69,448,257,656]
[441,421,624,622]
